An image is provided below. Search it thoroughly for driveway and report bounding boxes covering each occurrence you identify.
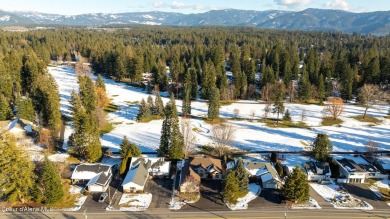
[144,179,173,209]
[181,180,227,211]
[248,189,283,209]
[342,183,389,209]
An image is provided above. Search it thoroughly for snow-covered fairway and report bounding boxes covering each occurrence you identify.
[49,66,390,153]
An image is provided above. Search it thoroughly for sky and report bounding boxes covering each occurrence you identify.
[0,0,389,15]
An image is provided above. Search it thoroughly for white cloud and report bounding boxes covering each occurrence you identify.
[324,0,350,10]
[274,0,311,8]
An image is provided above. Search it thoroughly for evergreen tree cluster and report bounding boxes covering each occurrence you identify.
[68,76,103,162]
[137,93,165,121]
[283,165,309,203]
[158,94,184,160]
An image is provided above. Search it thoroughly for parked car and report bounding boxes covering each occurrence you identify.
[98,193,108,202]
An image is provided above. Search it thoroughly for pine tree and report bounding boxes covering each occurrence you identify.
[120,136,141,157]
[69,91,101,162]
[96,74,106,91]
[298,66,311,102]
[155,92,165,117]
[283,165,309,203]
[78,76,97,112]
[272,82,285,124]
[182,69,192,117]
[42,157,64,204]
[119,154,129,178]
[137,98,151,121]
[318,74,325,105]
[283,109,291,121]
[207,87,220,119]
[270,152,277,163]
[312,133,333,161]
[159,94,184,159]
[147,95,155,115]
[0,93,13,121]
[275,161,284,177]
[17,97,35,121]
[223,170,240,204]
[0,137,36,203]
[234,158,249,196]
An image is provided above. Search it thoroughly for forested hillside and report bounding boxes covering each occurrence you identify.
[0,27,389,132]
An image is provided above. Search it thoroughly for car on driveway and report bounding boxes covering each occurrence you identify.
[98,192,108,203]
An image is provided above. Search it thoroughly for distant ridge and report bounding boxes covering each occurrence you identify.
[0,8,389,35]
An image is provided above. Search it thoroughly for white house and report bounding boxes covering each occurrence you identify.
[71,163,113,192]
[303,161,331,182]
[334,155,388,183]
[228,159,281,189]
[122,162,149,193]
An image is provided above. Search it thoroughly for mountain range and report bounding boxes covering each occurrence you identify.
[0,8,389,35]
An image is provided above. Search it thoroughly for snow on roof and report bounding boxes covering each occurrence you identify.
[24,125,32,133]
[260,172,274,182]
[333,155,369,165]
[376,156,390,170]
[72,163,111,180]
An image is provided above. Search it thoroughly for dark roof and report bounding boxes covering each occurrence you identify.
[96,172,112,186]
[75,164,111,174]
[246,162,267,170]
[303,161,330,175]
[180,160,200,186]
[337,158,364,172]
[190,157,223,173]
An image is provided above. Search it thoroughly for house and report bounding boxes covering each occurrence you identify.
[121,156,170,193]
[228,159,281,189]
[334,155,388,183]
[1,119,35,139]
[303,161,331,182]
[373,156,390,174]
[189,157,223,180]
[179,160,201,193]
[122,162,149,193]
[131,157,170,178]
[71,163,113,192]
[179,157,223,193]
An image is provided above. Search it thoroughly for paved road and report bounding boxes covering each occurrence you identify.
[3,208,390,219]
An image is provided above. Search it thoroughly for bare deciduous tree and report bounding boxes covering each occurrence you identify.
[233,108,240,118]
[181,118,197,158]
[264,102,272,119]
[211,123,235,160]
[287,80,298,102]
[324,97,344,120]
[301,108,307,122]
[250,109,256,120]
[358,84,383,119]
[365,140,379,157]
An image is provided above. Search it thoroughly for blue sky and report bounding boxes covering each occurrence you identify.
[1,0,389,15]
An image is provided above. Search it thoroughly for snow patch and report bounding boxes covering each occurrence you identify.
[118,193,152,211]
[225,183,261,210]
[0,15,10,21]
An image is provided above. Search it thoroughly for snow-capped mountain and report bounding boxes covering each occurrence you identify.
[0,9,389,35]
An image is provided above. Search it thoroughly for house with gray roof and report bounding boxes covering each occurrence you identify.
[122,162,149,193]
[71,163,113,192]
[228,159,281,189]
